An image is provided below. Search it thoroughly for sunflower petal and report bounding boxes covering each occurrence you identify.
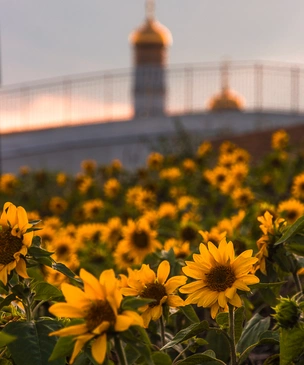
[157,260,170,285]
[49,323,87,337]
[165,275,188,294]
[91,334,107,365]
[61,283,90,307]
[48,303,84,318]
[80,269,104,300]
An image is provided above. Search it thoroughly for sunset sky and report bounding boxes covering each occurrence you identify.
[1,0,304,85]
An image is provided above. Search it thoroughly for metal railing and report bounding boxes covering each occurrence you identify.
[0,60,303,133]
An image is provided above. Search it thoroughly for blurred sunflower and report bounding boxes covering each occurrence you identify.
[114,219,162,268]
[182,158,197,174]
[277,198,304,224]
[49,268,143,364]
[199,229,227,246]
[271,129,289,150]
[164,238,190,259]
[180,238,259,318]
[158,202,177,220]
[56,172,67,187]
[103,178,121,199]
[101,217,123,249]
[0,202,33,285]
[81,159,97,175]
[196,141,212,159]
[159,167,181,182]
[231,187,254,208]
[291,173,304,200]
[49,197,68,215]
[121,260,186,327]
[203,166,228,188]
[146,152,164,170]
[82,199,104,220]
[0,173,18,195]
[134,189,156,212]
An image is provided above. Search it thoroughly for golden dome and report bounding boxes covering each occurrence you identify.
[130,18,172,47]
[207,87,245,112]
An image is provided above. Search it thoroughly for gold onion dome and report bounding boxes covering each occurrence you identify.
[208,86,245,112]
[130,18,172,47]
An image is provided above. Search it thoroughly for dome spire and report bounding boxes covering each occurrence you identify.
[146,0,155,21]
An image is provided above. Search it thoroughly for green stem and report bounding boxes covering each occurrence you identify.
[160,315,166,349]
[23,298,32,322]
[228,304,238,365]
[114,336,128,365]
[293,271,303,293]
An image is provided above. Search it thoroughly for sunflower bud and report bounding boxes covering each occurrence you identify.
[273,297,302,329]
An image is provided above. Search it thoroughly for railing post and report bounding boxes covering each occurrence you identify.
[21,87,30,130]
[291,67,300,114]
[254,64,263,112]
[104,73,113,120]
[63,79,72,124]
[184,67,193,113]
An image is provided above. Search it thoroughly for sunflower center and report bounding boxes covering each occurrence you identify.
[85,300,116,333]
[132,231,149,248]
[0,229,23,265]
[140,283,167,308]
[181,226,197,242]
[205,265,236,292]
[286,210,297,221]
[56,244,70,257]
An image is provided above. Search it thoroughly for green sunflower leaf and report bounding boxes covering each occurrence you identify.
[160,320,209,350]
[174,351,225,364]
[280,324,304,365]
[179,305,200,323]
[151,351,172,365]
[274,216,304,246]
[51,262,83,285]
[48,335,74,362]
[0,331,16,348]
[121,297,155,310]
[32,282,64,301]
[28,246,54,257]
[3,319,65,365]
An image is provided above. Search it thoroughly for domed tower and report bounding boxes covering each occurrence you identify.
[130,0,172,118]
[207,62,245,112]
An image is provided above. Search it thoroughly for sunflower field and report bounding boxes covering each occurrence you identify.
[1,128,304,365]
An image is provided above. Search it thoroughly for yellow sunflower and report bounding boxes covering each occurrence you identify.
[180,237,259,319]
[101,217,123,249]
[231,187,254,208]
[49,268,143,364]
[103,178,121,199]
[0,202,34,285]
[277,198,304,224]
[291,173,304,200]
[49,196,68,215]
[114,219,162,268]
[121,260,186,327]
[146,152,164,170]
[196,141,212,159]
[271,129,289,150]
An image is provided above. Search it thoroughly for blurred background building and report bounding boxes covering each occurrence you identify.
[0,0,304,173]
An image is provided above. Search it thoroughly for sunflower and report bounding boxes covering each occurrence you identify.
[0,174,18,195]
[114,219,162,268]
[49,268,143,364]
[271,129,289,150]
[164,238,190,259]
[121,260,186,327]
[182,158,197,174]
[231,187,254,208]
[49,197,68,215]
[158,202,177,220]
[146,152,164,170]
[82,199,104,220]
[103,178,121,199]
[291,173,304,200]
[159,167,182,182]
[56,172,67,187]
[81,159,97,175]
[179,237,259,319]
[101,217,123,249]
[196,141,212,159]
[203,166,228,188]
[277,198,304,224]
[0,202,34,285]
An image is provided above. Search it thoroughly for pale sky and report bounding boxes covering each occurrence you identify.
[1,0,304,85]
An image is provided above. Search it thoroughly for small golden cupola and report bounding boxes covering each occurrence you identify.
[130,0,172,118]
[207,62,245,112]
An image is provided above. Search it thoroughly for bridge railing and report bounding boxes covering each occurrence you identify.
[0,60,303,133]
